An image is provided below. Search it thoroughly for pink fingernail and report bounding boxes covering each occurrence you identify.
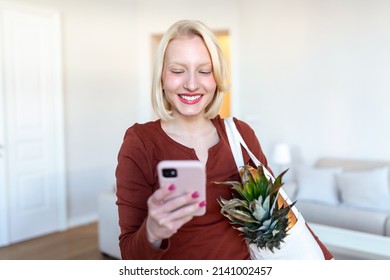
[191,191,199,198]
[168,184,175,191]
[199,201,206,207]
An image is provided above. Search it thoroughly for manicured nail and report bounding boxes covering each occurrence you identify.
[191,191,199,199]
[168,184,175,191]
[199,201,206,207]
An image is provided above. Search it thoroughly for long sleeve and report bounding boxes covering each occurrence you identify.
[115,125,167,259]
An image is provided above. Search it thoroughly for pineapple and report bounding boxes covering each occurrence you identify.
[216,165,297,252]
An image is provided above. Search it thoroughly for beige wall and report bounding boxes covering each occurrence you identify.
[6,0,390,227]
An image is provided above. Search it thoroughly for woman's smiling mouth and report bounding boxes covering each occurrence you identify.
[179,94,202,104]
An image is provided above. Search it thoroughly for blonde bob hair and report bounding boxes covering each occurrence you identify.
[151,20,229,120]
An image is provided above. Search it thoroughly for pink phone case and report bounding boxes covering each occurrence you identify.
[157,160,206,216]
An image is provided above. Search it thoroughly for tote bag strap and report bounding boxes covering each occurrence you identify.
[224,117,298,215]
[224,117,245,171]
[224,117,273,180]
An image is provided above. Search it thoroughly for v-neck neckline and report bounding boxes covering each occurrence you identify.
[155,118,224,166]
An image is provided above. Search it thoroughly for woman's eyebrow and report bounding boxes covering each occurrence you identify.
[166,61,212,67]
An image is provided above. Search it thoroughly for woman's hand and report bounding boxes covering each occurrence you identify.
[146,184,206,247]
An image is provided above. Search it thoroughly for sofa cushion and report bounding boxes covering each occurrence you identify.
[297,201,388,236]
[295,166,341,205]
[336,167,390,211]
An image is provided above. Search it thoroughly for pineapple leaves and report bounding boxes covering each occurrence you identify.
[269,168,289,201]
[274,168,289,185]
[215,164,295,252]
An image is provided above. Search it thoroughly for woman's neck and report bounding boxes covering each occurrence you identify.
[160,115,219,165]
[161,116,211,137]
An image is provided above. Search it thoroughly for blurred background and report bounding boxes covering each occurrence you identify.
[0,0,389,254]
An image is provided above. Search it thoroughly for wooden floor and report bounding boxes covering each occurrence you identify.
[0,223,116,260]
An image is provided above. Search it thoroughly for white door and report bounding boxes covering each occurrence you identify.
[0,4,66,245]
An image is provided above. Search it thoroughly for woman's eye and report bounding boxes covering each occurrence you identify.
[171,69,184,74]
[199,70,212,75]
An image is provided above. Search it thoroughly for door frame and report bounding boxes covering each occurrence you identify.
[0,2,67,246]
[0,3,7,246]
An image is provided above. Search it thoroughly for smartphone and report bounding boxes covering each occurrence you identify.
[157,160,206,216]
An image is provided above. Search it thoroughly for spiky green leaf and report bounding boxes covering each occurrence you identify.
[215,164,294,252]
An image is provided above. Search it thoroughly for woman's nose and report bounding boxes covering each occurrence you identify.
[183,73,199,91]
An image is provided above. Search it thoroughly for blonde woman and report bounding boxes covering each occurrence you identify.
[115,20,333,260]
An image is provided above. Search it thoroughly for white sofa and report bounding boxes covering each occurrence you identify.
[97,191,121,259]
[286,158,390,237]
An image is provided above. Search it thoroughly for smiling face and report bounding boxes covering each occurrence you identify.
[161,35,217,119]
